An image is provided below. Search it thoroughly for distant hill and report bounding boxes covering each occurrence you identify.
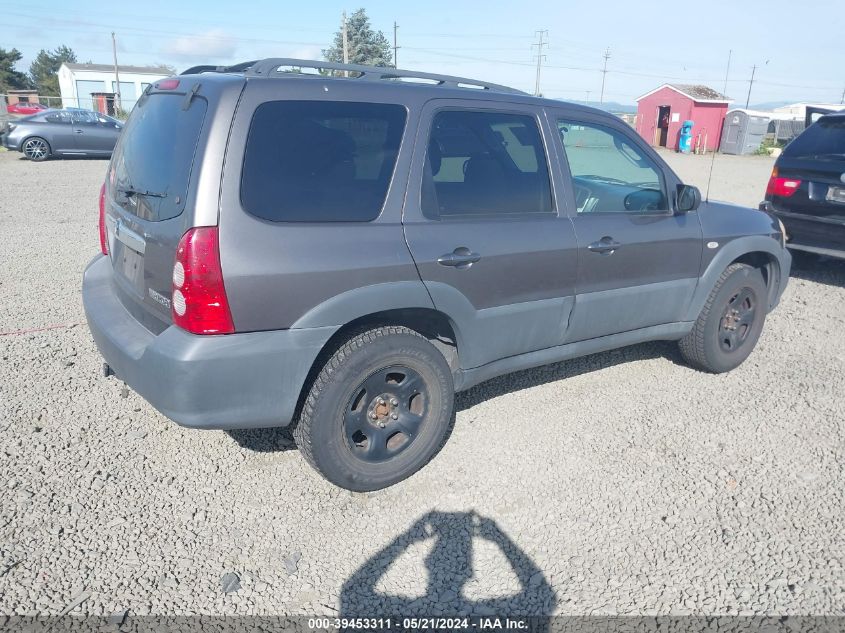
[554,98,637,114]
[748,101,794,111]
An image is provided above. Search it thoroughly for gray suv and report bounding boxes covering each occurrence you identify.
[83,59,791,491]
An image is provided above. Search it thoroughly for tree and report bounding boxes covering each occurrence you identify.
[146,63,177,75]
[0,47,31,93]
[323,9,393,68]
[29,45,77,96]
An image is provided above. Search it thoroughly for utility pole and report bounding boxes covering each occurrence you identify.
[840,84,844,105]
[745,64,757,109]
[111,32,121,114]
[393,21,400,68]
[532,30,548,97]
[585,90,591,105]
[341,11,349,76]
[600,47,611,104]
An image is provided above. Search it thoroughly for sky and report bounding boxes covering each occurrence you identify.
[4,0,844,107]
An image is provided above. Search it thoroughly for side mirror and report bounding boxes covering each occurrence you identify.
[677,184,701,213]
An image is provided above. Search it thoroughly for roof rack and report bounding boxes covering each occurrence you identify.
[181,58,527,95]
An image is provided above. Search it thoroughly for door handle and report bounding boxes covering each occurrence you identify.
[74,130,84,134]
[587,236,621,255]
[437,247,481,269]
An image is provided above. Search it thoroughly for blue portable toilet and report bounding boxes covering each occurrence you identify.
[679,120,694,153]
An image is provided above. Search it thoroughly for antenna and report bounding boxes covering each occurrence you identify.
[393,22,400,69]
[341,11,349,77]
[705,50,733,203]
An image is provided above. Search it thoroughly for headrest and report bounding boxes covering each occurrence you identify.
[427,138,442,176]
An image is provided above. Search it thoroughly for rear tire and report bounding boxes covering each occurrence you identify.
[679,263,767,373]
[293,326,455,491]
[22,136,50,161]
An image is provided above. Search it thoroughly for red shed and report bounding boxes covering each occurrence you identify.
[635,84,731,152]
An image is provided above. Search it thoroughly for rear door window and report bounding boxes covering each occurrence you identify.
[421,110,553,218]
[110,92,208,222]
[240,101,407,222]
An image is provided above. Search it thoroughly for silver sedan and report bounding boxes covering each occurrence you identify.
[2,108,123,161]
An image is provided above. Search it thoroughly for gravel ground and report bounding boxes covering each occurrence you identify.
[0,148,843,618]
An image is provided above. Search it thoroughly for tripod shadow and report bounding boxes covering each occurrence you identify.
[340,511,556,619]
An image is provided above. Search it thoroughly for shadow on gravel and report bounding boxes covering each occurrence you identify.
[340,510,556,620]
[227,341,681,452]
[225,426,297,453]
[456,340,682,412]
[788,253,845,288]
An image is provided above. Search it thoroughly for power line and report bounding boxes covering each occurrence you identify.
[745,60,768,108]
[600,47,611,103]
[532,30,548,97]
[6,8,841,101]
[745,64,757,109]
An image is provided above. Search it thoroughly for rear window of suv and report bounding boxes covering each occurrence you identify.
[782,116,845,159]
[240,101,407,222]
[110,92,208,222]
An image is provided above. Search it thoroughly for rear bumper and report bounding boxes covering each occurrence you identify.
[761,201,845,259]
[82,255,337,429]
[1,134,19,151]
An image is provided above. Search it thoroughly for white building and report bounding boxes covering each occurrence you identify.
[773,102,845,120]
[58,63,171,112]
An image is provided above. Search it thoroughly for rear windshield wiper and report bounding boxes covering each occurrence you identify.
[116,185,167,199]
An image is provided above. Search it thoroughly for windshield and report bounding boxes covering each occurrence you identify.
[783,117,845,159]
[110,92,207,221]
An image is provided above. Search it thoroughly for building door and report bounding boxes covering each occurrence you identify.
[656,106,671,147]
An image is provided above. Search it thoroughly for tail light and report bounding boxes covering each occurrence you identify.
[98,183,108,255]
[171,227,234,335]
[766,168,802,198]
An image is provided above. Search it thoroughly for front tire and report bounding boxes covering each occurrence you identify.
[294,326,455,491]
[22,137,50,161]
[679,263,767,373]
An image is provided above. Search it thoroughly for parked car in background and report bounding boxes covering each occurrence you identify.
[2,108,123,161]
[761,112,845,259]
[7,102,48,116]
[83,59,791,491]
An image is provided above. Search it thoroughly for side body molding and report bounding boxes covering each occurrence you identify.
[290,281,438,329]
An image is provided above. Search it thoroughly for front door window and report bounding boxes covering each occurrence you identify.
[558,119,668,214]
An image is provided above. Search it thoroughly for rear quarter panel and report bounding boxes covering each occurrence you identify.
[218,79,432,333]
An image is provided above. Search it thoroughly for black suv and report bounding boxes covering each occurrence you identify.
[83,59,791,491]
[761,111,845,259]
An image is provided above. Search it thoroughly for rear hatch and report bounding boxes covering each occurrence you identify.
[768,115,845,249]
[104,82,211,333]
